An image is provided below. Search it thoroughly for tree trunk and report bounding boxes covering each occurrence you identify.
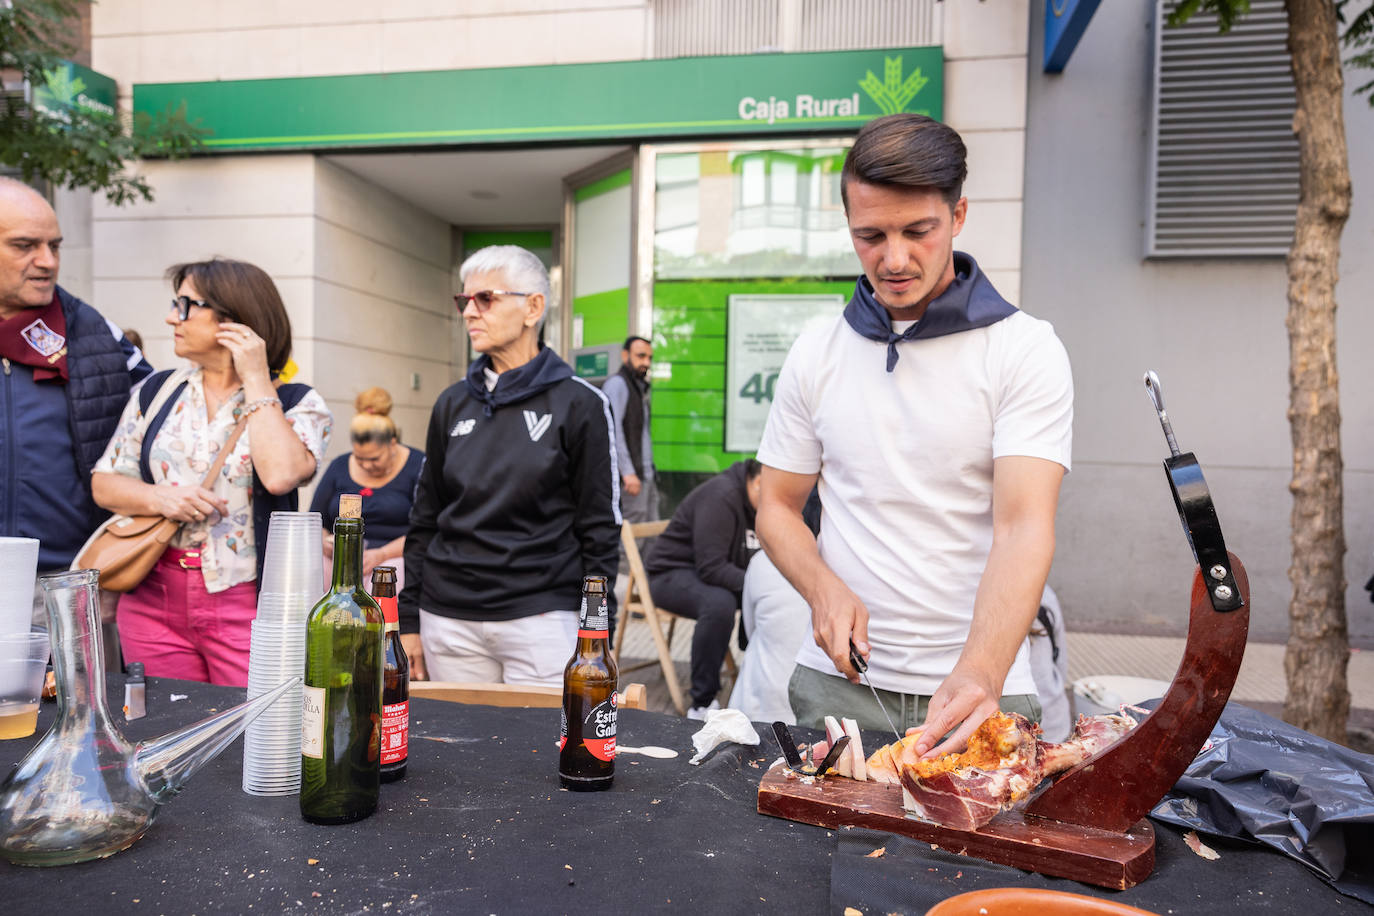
[1281,0,1351,742]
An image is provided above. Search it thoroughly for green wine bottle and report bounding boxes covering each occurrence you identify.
[300,494,385,825]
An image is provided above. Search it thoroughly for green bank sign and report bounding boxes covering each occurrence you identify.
[132,47,941,152]
[33,61,117,121]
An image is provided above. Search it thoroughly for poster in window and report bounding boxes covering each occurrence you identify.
[725,294,844,452]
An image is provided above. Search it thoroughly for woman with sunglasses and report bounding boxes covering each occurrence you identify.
[90,258,333,686]
[398,245,620,684]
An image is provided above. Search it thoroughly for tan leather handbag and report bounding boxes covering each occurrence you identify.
[75,372,248,593]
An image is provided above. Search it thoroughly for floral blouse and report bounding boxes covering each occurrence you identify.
[95,369,333,593]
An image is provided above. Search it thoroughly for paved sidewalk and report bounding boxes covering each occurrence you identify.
[617,618,1374,725]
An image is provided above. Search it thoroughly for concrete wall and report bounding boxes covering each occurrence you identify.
[942,0,1030,304]
[310,159,456,472]
[1022,1,1374,646]
[92,0,649,97]
[90,154,318,376]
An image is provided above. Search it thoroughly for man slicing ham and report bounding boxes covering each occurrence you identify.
[755,113,1073,761]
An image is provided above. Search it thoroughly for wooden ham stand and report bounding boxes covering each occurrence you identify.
[758,375,1251,890]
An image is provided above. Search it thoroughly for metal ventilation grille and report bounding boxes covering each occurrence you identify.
[653,0,780,58]
[1148,0,1298,257]
[796,0,939,51]
[651,0,938,58]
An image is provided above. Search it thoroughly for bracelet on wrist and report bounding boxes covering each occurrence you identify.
[241,396,282,418]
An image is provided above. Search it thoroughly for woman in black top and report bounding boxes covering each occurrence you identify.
[310,387,423,584]
[399,246,620,685]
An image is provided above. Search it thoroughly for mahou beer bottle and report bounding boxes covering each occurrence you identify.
[371,566,409,783]
[559,575,618,791]
[300,495,385,824]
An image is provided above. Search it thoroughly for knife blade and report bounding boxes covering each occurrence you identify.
[123,662,146,721]
[850,640,902,746]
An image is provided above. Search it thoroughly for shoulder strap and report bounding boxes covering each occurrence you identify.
[137,367,194,483]
[200,416,247,488]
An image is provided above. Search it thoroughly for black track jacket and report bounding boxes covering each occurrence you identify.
[399,347,621,633]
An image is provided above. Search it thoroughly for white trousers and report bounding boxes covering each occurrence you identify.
[419,608,577,688]
[728,552,812,725]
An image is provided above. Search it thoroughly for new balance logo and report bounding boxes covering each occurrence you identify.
[523,410,552,442]
[451,418,476,437]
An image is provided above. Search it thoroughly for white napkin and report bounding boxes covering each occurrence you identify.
[688,707,760,765]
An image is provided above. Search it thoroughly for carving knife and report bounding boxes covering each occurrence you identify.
[850,640,903,746]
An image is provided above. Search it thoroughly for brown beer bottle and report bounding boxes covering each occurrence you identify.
[371,567,409,783]
[559,575,618,791]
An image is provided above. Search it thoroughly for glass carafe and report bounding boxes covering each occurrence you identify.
[0,569,298,866]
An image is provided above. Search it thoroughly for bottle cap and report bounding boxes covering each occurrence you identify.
[339,494,362,519]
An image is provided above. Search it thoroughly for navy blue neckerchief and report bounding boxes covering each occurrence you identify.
[842,252,1017,372]
[465,345,574,416]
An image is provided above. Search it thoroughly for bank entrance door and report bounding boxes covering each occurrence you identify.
[562,150,640,383]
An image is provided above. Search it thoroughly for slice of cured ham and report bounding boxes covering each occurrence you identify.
[879,711,1137,831]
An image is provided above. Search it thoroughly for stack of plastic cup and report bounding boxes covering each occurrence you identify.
[0,538,40,638]
[242,511,323,796]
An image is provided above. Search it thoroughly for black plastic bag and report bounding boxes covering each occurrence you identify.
[1145,699,1374,904]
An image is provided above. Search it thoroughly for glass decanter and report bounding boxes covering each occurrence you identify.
[0,569,298,866]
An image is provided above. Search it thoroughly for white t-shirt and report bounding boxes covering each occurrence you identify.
[755,310,1073,696]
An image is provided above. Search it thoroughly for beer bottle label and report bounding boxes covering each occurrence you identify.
[577,595,610,640]
[580,693,618,761]
[558,707,568,752]
[381,700,409,765]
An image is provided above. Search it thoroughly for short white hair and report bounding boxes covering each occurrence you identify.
[459,245,551,330]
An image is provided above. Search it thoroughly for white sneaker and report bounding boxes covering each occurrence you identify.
[686,700,720,720]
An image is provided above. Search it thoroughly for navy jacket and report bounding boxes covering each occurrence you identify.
[0,287,152,569]
[399,347,621,634]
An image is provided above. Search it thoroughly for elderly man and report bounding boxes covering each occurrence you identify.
[0,178,151,633]
[756,114,1073,758]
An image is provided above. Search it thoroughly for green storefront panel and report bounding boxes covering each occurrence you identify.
[574,287,630,348]
[653,389,727,417]
[651,279,853,474]
[134,47,942,151]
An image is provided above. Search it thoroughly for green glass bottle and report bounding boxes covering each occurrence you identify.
[300,495,385,825]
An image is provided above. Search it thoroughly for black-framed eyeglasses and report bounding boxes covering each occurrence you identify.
[454,290,533,312]
[169,295,214,322]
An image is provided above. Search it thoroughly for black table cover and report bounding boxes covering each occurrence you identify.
[0,677,1363,914]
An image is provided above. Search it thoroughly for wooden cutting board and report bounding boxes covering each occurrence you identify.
[757,764,1155,890]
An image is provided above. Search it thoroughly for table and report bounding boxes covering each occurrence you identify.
[0,677,1365,914]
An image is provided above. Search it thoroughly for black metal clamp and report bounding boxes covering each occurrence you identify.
[1144,372,1244,612]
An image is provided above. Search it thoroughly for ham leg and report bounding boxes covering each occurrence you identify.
[889,711,1137,831]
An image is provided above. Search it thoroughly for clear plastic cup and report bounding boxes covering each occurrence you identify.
[0,631,50,740]
[0,538,40,638]
[258,512,324,596]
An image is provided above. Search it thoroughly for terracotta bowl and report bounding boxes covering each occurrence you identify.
[925,887,1161,916]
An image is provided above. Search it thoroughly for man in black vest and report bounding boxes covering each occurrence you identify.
[0,178,152,635]
[603,335,658,522]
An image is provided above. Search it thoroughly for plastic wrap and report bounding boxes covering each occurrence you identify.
[1146,699,1374,904]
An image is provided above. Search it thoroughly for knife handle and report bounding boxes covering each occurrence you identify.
[848,640,868,674]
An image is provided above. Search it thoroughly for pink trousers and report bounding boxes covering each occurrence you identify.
[117,547,256,687]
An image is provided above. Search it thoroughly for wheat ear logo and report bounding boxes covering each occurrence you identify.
[858,56,929,116]
[40,67,85,107]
